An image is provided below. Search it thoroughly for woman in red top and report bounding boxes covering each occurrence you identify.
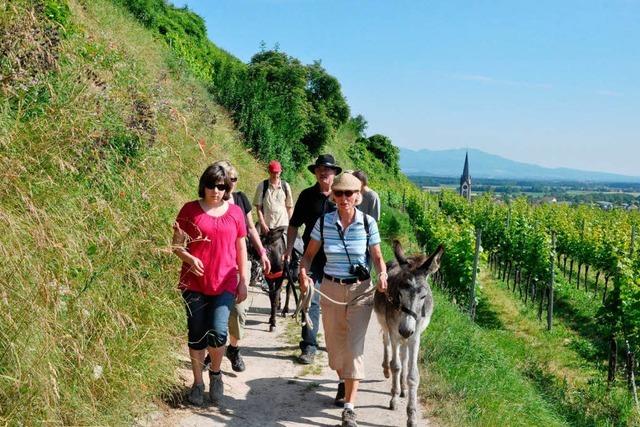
[172,164,248,406]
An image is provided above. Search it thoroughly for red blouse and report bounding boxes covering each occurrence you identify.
[175,200,247,296]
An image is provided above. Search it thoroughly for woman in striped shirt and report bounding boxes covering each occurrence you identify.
[298,172,388,427]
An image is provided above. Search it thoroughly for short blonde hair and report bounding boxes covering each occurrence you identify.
[213,160,238,178]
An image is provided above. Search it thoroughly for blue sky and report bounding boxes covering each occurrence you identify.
[173,0,639,176]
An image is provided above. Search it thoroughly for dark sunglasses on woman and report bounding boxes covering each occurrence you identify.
[206,184,229,191]
[333,190,358,198]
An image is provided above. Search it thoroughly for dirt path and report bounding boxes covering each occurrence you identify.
[142,286,434,427]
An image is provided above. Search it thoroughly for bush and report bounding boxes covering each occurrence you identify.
[362,134,400,175]
[110,1,351,177]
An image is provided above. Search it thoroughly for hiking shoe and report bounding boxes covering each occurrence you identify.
[208,371,224,403]
[187,383,205,406]
[334,382,346,407]
[341,408,358,427]
[225,345,246,372]
[297,351,315,365]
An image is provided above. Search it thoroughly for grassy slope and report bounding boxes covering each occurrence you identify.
[476,268,639,426]
[0,0,266,424]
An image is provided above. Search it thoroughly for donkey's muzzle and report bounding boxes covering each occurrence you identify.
[399,325,415,338]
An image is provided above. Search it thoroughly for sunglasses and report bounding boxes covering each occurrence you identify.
[230,177,238,182]
[333,190,358,198]
[206,184,229,191]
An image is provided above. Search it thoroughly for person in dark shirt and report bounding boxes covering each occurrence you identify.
[284,154,341,364]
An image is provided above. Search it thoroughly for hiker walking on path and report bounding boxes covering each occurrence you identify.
[253,160,293,235]
[171,164,249,406]
[298,172,387,427]
[352,170,380,222]
[214,160,271,373]
[284,154,340,365]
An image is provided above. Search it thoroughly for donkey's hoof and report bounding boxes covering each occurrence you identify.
[400,389,407,398]
[407,408,417,427]
[269,324,276,332]
[383,367,390,379]
[281,310,288,317]
[389,397,398,410]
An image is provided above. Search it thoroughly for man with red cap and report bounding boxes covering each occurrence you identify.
[253,160,293,235]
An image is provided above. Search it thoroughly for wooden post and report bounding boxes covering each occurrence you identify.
[603,275,610,305]
[608,336,618,386]
[547,233,556,331]
[584,264,590,291]
[577,263,582,288]
[569,258,574,284]
[469,228,481,321]
[625,340,639,409]
[538,282,544,321]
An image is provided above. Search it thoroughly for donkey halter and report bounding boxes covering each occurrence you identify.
[387,290,427,320]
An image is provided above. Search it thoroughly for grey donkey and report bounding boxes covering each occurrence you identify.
[374,240,444,427]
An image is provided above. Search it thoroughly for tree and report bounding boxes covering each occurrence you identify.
[365,134,400,175]
[305,61,350,128]
[349,114,368,137]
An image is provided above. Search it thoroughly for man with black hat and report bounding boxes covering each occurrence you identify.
[284,154,341,364]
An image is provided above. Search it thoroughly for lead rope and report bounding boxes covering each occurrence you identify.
[292,277,378,329]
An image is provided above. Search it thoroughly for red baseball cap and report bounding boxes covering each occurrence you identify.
[268,160,282,172]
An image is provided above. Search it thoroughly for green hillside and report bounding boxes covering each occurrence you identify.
[1,0,268,424]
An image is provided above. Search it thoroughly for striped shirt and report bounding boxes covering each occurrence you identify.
[310,210,381,279]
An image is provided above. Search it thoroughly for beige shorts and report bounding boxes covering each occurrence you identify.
[320,277,374,380]
[229,255,251,340]
[228,298,247,340]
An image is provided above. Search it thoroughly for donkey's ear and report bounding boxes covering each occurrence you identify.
[417,244,444,276]
[393,240,409,265]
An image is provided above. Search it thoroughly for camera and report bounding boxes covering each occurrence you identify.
[349,263,371,281]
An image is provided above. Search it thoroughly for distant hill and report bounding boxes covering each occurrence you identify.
[400,147,640,183]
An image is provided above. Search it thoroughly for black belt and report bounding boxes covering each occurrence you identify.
[324,274,359,284]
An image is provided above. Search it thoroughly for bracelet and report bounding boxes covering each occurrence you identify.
[378,272,388,280]
[259,247,267,256]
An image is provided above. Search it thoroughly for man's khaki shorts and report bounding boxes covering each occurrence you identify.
[229,256,251,340]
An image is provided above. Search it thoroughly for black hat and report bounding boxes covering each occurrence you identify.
[307,154,342,174]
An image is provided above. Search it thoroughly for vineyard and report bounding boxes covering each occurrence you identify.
[384,186,640,418]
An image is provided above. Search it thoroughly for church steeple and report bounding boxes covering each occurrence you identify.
[460,151,471,201]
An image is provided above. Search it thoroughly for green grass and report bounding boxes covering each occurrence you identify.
[474,266,639,426]
[0,0,266,424]
[421,285,568,427]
